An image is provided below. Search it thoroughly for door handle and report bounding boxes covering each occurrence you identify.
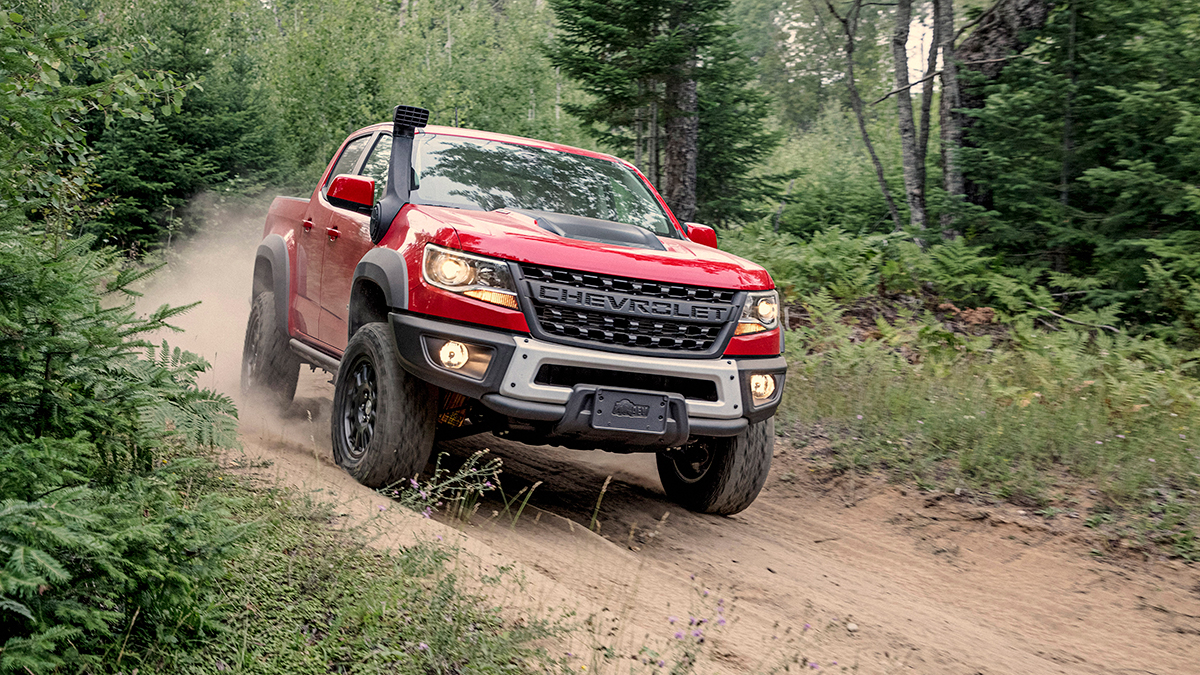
[326,227,340,241]
[302,219,314,232]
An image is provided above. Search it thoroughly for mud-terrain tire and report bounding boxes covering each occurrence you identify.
[657,417,774,515]
[241,291,300,409]
[331,322,437,488]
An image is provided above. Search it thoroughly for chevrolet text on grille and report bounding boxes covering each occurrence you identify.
[529,281,733,323]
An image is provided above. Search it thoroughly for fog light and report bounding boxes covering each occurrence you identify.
[438,341,469,369]
[749,373,776,401]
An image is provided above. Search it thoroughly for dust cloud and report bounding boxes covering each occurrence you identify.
[136,192,269,396]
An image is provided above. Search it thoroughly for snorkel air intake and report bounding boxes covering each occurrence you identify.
[369,105,430,244]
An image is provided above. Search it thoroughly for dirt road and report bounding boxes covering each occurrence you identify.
[153,207,1199,674]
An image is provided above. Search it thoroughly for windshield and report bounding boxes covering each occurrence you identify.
[410,134,677,237]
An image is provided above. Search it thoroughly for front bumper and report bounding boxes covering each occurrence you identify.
[389,311,786,447]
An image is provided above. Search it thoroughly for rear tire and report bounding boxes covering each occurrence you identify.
[657,418,774,515]
[331,323,437,488]
[241,292,300,409]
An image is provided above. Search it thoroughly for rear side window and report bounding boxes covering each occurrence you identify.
[323,135,372,193]
[360,134,392,204]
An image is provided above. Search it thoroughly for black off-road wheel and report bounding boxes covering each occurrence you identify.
[656,417,775,515]
[241,292,300,409]
[331,323,437,488]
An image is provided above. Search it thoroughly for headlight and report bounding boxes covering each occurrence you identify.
[736,290,779,335]
[422,244,518,310]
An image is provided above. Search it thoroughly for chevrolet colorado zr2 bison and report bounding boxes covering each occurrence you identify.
[241,105,786,515]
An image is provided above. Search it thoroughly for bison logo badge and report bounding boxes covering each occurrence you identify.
[612,398,650,418]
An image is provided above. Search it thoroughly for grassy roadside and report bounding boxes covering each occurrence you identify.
[775,294,1200,561]
[130,461,564,675]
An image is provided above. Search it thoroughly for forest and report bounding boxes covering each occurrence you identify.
[2,0,1199,672]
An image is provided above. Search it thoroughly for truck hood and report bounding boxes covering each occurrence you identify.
[412,205,774,290]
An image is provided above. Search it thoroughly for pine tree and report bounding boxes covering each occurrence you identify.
[549,0,778,224]
[86,2,284,251]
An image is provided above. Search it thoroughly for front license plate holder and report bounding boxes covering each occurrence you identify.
[591,388,669,434]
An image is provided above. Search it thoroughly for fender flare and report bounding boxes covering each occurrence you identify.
[254,234,290,337]
[352,247,409,311]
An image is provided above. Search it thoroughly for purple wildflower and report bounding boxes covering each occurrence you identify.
[379,504,387,511]
[658,660,666,668]
[674,631,684,640]
[418,642,429,651]
[703,589,710,597]
[856,415,863,420]
[484,480,494,489]
[1149,458,1157,463]
[419,490,428,500]
[410,478,419,489]
[809,662,819,669]
[717,617,726,626]
[667,616,677,624]
[692,629,704,638]
[422,506,433,518]
[689,616,696,626]
[1117,434,1126,439]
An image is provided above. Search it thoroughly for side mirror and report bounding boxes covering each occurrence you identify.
[327,174,375,215]
[684,222,718,249]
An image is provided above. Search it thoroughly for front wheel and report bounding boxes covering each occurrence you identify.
[331,323,437,488]
[656,418,774,515]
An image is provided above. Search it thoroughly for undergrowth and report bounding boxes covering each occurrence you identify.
[777,291,1200,559]
[721,224,1200,558]
[139,476,563,674]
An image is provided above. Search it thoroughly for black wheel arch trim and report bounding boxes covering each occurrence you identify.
[353,247,409,312]
[254,234,290,337]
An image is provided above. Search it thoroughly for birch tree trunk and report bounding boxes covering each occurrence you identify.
[892,0,926,230]
[821,0,903,232]
[916,0,940,200]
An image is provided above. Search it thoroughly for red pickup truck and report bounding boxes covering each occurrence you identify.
[242,106,786,515]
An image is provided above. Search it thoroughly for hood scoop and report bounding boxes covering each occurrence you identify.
[507,209,666,251]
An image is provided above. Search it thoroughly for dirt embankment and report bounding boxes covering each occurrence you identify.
[147,203,1200,675]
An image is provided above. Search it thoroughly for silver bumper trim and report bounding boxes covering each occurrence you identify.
[497,336,744,419]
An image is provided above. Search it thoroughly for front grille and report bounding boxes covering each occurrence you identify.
[521,265,737,303]
[519,263,739,355]
[535,364,719,401]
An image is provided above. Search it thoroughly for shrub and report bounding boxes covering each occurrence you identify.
[0,228,240,673]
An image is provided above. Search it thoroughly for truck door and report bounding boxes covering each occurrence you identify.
[318,132,392,350]
[298,134,372,344]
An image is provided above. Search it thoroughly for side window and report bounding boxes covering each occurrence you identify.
[322,135,372,194]
[360,134,393,203]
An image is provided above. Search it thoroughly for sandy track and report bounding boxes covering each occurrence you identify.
[153,208,1199,674]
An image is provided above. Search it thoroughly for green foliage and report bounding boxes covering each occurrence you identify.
[962,0,1200,327]
[0,228,243,673]
[0,9,193,213]
[0,10,242,671]
[780,303,1200,553]
[143,488,562,674]
[548,0,784,224]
